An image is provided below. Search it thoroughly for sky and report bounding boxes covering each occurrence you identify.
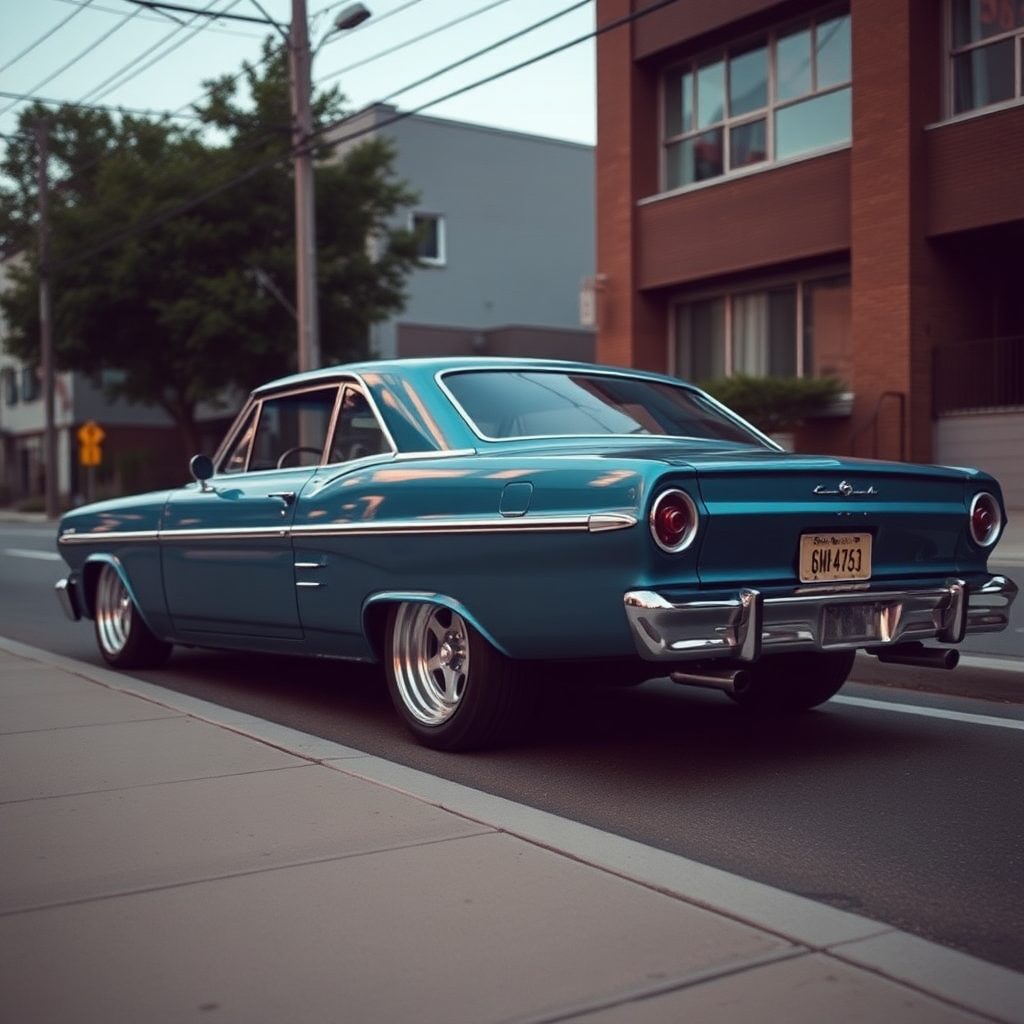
[0,0,597,158]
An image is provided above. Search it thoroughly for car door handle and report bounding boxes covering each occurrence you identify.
[267,491,296,510]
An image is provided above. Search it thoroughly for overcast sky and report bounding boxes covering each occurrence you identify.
[0,0,597,155]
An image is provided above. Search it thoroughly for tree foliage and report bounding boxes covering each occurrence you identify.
[0,41,420,454]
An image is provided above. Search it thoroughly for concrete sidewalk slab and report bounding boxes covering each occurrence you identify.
[1,637,1023,1024]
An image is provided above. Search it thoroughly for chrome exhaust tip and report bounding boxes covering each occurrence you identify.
[669,665,754,695]
[867,642,960,670]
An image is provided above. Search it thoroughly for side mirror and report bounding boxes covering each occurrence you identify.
[189,454,214,491]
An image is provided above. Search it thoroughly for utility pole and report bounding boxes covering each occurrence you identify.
[290,0,319,374]
[289,1,370,375]
[36,118,59,520]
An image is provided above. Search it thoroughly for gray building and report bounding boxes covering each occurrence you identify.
[332,105,595,361]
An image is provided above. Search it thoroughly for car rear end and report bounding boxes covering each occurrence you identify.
[624,454,1018,669]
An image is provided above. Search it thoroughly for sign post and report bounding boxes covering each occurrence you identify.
[77,420,105,503]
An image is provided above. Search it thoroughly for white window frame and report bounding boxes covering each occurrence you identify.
[946,0,1024,117]
[411,212,446,267]
[661,4,851,193]
[670,270,851,385]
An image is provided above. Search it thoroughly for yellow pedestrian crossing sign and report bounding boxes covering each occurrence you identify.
[78,420,105,467]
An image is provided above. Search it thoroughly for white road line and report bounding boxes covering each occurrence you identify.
[2,548,61,561]
[835,694,1024,730]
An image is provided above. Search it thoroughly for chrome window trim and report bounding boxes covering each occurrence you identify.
[435,366,715,444]
[213,375,400,471]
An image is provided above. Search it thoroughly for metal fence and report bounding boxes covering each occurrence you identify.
[933,335,1024,415]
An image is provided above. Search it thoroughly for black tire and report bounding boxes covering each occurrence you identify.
[93,563,173,669]
[728,650,854,713]
[384,602,535,751]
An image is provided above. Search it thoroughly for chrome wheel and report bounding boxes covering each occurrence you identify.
[95,563,133,659]
[390,603,469,726]
[91,562,172,669]
[384,601,536,751]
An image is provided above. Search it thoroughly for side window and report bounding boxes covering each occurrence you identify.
[329,387,387,463]
[221,387,340,473]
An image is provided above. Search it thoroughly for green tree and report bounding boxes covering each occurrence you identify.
[0,41,420,456]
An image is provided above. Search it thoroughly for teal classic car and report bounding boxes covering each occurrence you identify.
[55,358,1018,750]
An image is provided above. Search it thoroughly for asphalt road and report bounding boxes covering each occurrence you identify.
[3,520,1023,974]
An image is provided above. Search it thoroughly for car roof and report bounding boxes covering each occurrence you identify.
[251,357,684,397]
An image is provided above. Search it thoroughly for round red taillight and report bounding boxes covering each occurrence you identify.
[650,489,699,552]
[969,492,1002,547]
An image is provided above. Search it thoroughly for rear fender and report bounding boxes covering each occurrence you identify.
[362,590,509,662]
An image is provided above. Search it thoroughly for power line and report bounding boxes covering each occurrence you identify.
[0,0,97,76]
[42,0,674,273]
[0,3,148,121]
[81,1,246,105]
[317,0,517,83]
[122,0,282,27]
[354,0,591,109]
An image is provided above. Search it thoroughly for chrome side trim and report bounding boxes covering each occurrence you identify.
[54,513,636,546]
[160,527,290,541]
[624,574,1018,662]
[588,512,638,533]
[59,529,161,545]
[291,513,636,539]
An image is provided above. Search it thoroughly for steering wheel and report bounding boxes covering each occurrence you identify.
[276,446,322,468]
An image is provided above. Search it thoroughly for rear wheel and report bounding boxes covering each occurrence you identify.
[385,602,535,751]
[728,650,854,713]
[93,563,172,669]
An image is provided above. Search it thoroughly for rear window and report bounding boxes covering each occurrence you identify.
[442,370,763,444]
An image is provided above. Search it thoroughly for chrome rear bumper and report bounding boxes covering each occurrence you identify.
[624,574,1018,662]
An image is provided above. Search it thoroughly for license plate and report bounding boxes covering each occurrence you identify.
[799,532,872,583]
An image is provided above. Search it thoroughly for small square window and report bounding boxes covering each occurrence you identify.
[1,367,18,406]
[412,213,446,266]
[20,366,40,403]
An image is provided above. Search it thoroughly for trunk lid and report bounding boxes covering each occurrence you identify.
[686,455,987,586]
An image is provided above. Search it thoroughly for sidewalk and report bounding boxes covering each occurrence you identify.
[2,637,1023,1024]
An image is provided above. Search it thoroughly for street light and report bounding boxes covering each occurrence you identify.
[290,0,370,374]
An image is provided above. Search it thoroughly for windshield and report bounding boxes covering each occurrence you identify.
[442,370,765,444]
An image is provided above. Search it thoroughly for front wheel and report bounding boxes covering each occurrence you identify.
[384,602,535,751]
[728,650,854,713]
[93,563,173,669]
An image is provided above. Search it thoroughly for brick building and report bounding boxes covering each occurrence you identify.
[594,0,1024,505]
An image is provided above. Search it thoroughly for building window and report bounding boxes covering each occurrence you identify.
[949,0,1024,115]
[673,274,851,385]
[1,367,18,406]
[663,7,851,190]
[412,212,445,266]
[20,366,41,403]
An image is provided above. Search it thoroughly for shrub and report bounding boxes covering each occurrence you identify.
[698,375,846,432]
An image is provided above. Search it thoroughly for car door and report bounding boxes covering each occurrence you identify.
[161,384,341,639]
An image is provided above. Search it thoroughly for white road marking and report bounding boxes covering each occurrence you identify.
[835,694,1024,730]
[2,548,61,561]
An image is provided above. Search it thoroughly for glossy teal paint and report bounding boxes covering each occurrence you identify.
[53,357,1015,667]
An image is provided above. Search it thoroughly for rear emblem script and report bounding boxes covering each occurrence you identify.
[814,481,878,497]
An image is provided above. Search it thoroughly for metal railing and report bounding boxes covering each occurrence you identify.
[933,335,1024,415]
[850,390,905,460]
